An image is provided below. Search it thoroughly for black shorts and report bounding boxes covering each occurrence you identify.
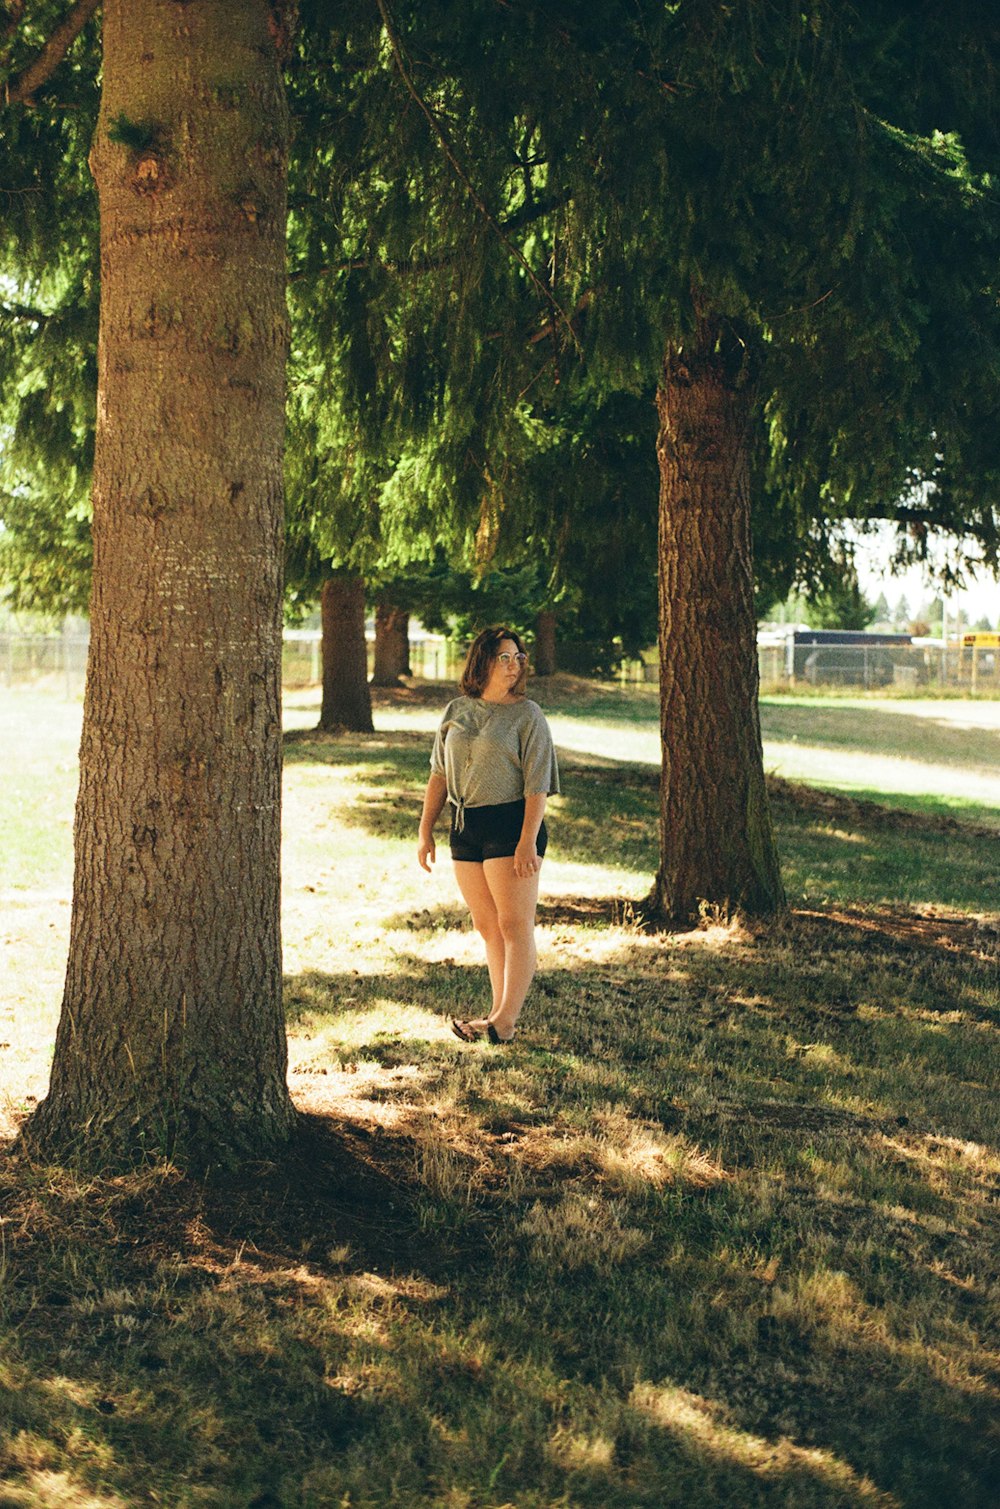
[449,800,549,863]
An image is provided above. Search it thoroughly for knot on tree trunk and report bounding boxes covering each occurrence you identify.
[133,153,169,193]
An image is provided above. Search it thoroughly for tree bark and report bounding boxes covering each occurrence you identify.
[27,0,297,1168]
[319,575,374,731]
[370,601,410,686]
[648,317,785,925]
[534,610,557,676]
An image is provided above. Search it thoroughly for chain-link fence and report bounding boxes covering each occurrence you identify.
[0,631,90,696]
[4,627,996,698]
[757,633,998,693]
[281,629,460,688]
[0,628,464,698]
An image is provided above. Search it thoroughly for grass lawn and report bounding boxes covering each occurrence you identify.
[1,679,998,1508]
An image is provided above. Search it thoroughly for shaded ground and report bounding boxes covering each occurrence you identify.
[3,886,998,1507]
[2,682,999,1507]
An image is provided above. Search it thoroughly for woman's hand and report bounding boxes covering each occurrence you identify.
[417,834,436,872]
[513,839,539,879]
[417,777,447,873]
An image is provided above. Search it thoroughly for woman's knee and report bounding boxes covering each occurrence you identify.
[497,912,535,945]
[472,913,503,945]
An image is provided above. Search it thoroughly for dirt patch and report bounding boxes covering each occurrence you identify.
[789,903,999,962]
[370,680,455,710]
[538,894,644,928]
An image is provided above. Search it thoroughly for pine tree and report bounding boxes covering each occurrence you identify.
[324,1,1000,922]
[0,3,100,618]
[371,600,411,685]
[319,572,374,732]
[6,1,298,1167]
[804,559,876,632]
[6,3,1000,954]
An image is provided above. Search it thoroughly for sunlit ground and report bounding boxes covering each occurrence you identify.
[285,681,1000,805]
[1,678,998,1508]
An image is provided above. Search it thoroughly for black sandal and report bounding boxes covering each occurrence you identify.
[450,1019,483,1043]
[487,1023,515,1045]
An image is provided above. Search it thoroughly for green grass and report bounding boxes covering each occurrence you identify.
[760,696,1000,765]
[0,690,78,892]
[2,679,999,1507]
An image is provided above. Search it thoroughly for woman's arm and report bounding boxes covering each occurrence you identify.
[418,773,448,872]
[514,792,547,878]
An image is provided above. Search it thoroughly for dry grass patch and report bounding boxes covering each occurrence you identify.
[628,1382,899,1506]
[2,683,1000,1505]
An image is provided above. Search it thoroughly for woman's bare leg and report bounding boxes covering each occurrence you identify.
[483,856,541,1038]
[452,860,505,1030]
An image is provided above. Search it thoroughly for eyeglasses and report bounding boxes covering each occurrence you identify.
[497,651,527,665]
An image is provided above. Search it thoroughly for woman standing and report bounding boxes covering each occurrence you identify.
[417,626,560,1043]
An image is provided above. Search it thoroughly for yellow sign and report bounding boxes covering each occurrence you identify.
[962,632,1000,647]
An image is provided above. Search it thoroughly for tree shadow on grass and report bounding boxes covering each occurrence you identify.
[4,897,998,1509]
[770,785,1000,911]
[283,903,999,1166]
[283,724,1000,911]
[283,724,431,771]
[3,731,996,1502]
[380,894,641,934]
[3,1123,958,1509]
[0,1118,487,1507]
[287,724,662,872]
[274,939,999,1504]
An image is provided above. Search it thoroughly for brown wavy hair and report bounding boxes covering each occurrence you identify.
[459,625,529,698]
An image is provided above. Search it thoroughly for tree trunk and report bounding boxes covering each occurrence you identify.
[370,601,410,686]
[27,0,297,1168]
[647,317,785,925]
[319,576,374,731]
[534,610,557,676]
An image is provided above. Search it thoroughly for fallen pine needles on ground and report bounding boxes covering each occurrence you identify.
[1,684,998,1507]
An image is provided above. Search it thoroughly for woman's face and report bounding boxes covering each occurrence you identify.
[484,637,525,697]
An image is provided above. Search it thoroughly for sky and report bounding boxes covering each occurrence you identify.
[850,522,999,627]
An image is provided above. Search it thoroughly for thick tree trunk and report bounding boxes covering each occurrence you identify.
[648,318,785,925]
[370,602,410,686]
[27,0,297,1167]
[319,576,374,732]
[534,610,557,677]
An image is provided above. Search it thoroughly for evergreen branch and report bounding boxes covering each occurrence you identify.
[528,288,593,344]
[374,0,581,354]
[877,499,980,528]
[288,196,571,284]
[0,299,49,324]
[2,0,25,38]
[499,189,572,232]
[515,356,553,404]
[0,0,25,75]
[3,0,99,108]
[765,286,838,322]
[288,256,374,284]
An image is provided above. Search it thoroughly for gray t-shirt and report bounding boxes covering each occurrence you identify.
[430,695,560,828]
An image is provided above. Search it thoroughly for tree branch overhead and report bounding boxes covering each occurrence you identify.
[3,0,100,107]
